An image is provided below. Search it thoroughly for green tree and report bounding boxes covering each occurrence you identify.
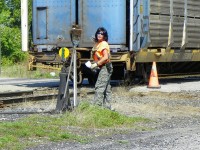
[0,0,32,65]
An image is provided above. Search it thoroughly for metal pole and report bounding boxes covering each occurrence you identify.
[70,25,81,107]
[21,0,28,51]
[73,47,77,107]
[0,31,1,75]
[167,0,174,50]
[129,0,134,51]
[181,0,188,50]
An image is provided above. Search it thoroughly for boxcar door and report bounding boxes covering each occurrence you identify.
[32,0,75,51]
[78,0,126,47]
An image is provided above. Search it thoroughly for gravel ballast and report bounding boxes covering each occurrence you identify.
[1,78,200,149]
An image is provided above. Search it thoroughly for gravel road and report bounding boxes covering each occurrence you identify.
[1,77,200,149]
[29,84,200,149]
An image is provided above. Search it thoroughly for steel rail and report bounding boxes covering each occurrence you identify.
[0,91,33,98]
[0,88,94,114]
[1,94,58,105]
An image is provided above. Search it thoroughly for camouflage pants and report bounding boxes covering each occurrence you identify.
[93,63,113,109]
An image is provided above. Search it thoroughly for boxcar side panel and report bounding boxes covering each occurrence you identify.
[78,0,126,47]
[32,0,75,50]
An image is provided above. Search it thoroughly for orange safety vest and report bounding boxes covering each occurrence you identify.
[92,41,110,66]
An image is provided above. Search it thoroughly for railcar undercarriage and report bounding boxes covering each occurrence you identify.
[28,48,200,85]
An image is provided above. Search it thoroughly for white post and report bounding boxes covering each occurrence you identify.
[73,48,77,107]
[167,0,174,49]
[129,0,134,51]
[0,33,1,75]
[21,0,28,51]
[181,0,188,50]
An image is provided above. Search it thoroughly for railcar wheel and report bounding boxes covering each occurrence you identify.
[87,73,98,85]
[123,70,133,86]
[61,66,83,85]
[69,71,83,85]
[141,63,148,83]
[88,77,95,85]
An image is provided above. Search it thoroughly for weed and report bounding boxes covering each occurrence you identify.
[1,63,60,78]
[0,102,150,149]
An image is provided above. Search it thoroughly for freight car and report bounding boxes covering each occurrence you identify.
[28,0,200,84]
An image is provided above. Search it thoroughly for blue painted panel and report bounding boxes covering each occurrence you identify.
[141,0,150,49]
[133,0,141,51]
[32,0,75,47]
[79,0,126,46]
[37,7,47,39]
[133,0,150,51]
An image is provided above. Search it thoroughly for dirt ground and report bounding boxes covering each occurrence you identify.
[1,77,200,149]
[26,84,200,150]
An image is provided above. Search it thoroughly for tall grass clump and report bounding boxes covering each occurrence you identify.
[0,102,150,149]
[65,102,150,128]
[1,62,60,79]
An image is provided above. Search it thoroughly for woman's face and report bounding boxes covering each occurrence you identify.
[97,31,104,42]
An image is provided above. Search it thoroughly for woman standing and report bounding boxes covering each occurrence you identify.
[90,27,113,109]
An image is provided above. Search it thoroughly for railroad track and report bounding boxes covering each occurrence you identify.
[159,73,200,79]
[0,88,59,109]
[0,73,199,113]
[0,87,95,110]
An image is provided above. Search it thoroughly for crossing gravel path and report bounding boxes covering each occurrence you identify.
[1,77,200,149]
[27,88,200,150]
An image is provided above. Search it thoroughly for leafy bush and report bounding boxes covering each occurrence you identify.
[0,26,28,66]
[0,0,31,66]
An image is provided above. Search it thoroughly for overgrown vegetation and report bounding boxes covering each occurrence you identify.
[1,63,60,78]
[0,102,150,149]
[0,0,58,78]
[0,0,33,66]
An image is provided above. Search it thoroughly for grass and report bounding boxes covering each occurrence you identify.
[0,63,60,79]
[68,102,150,128]
[0,64,151,149]
[0,102,151,150]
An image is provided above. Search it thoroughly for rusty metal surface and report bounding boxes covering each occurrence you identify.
[134,0,200,49]
[135,49,200,62]
[149,15,200,48]
[0,88,58,109]
[151,0,200,17]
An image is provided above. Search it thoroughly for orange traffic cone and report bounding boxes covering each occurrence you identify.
[147,61,161,88]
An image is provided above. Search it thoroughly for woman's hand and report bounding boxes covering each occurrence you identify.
[91,62,98,69]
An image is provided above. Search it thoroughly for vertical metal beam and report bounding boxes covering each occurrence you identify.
[181,0,188,50]
[21,0,28,51]
[75,0,78,24]
[70,25,81,108]
[129,0,134,51]
[141,0,150,49]
[133,0,141,51]
[73,47,78,107]
[0,31,1,75]
[167,0,174,50]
